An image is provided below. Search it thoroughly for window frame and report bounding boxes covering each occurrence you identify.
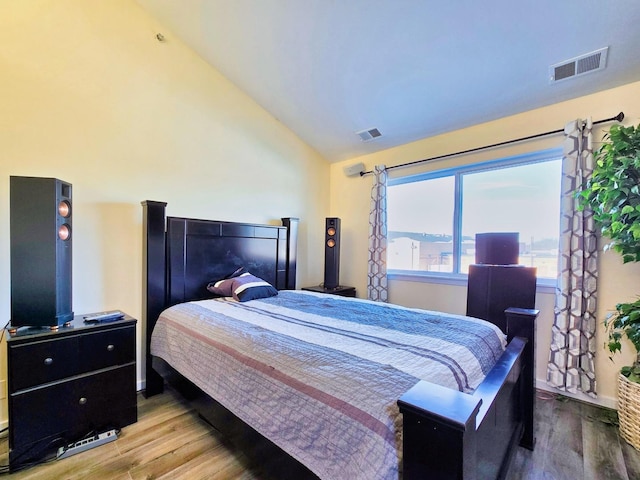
[387,147,562,290]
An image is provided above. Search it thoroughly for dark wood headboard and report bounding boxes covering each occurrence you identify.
[141,200,299,396]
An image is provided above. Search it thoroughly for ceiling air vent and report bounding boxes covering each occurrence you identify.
[549,47,608,83]
[356,127,382,142]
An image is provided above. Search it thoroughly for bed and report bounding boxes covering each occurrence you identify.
[141,200,537,480]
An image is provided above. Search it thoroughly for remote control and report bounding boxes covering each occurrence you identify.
[83,310,125,323]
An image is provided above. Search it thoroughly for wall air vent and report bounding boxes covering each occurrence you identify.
[356,127,382,142]
[549,47,608,83]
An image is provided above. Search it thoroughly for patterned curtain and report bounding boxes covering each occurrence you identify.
[368,165,388,302]
[547,118,598,397]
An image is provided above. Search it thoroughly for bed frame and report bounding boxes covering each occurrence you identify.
[141,200,537,480]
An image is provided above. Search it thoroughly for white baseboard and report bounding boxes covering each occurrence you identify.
[536,380,618,410]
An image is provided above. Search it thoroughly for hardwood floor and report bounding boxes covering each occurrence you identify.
[509,391,640,480]
[1,387,639,479]
[0,387,263,480]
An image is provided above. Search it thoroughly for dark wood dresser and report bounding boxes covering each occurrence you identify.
[7,314,137,471]
[301,285,357,297]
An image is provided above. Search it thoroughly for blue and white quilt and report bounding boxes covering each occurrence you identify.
[151,290,506,480]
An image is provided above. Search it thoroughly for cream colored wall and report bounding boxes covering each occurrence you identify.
[331,80,640,409]
[0,0,329,427]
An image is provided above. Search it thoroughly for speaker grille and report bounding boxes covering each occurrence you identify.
[58,200,71,217]
[58,224,71,241]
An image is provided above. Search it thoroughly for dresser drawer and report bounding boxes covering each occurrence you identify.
[9,337,80,391]
[9,364,137,452]
[79,325,135,372]
[7,314,138,472]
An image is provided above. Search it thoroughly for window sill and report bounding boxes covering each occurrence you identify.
[388,270,557,295]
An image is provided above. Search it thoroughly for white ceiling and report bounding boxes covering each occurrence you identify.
[136,0,640,162]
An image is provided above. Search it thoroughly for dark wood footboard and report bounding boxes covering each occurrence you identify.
[398,309,538,480]
[505,307,537,450]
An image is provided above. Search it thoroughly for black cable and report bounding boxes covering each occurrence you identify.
[0,451,59,475]
[0,320,11,345]
[0,426,109,474]
[0,435,66,474]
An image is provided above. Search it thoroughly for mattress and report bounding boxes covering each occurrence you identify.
[150,290,506,479]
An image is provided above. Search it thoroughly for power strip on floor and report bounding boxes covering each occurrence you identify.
[56,429,118,460]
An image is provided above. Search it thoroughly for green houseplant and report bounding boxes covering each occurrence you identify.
[579,123,640,449]
[579,123,640,371]
[605,299,640,380]
[580,123,640,265]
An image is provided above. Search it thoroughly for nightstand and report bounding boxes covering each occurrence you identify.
[7,313,137,471]
[301,285,357,297]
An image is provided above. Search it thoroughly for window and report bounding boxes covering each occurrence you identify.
[387,149,562,281]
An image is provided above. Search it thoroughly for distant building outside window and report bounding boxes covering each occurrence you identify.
[387,149,562,281]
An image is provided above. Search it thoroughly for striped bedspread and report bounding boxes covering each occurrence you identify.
[150,290,506,480]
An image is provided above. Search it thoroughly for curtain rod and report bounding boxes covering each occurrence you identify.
[360,111,625,176]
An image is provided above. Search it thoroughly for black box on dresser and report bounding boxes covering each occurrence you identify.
[6,314,138,472]
[301,285,356,297]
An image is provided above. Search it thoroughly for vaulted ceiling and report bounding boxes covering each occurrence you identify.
[136,0,640,162]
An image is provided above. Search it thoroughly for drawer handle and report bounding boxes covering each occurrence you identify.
[44,357,53,366]
[79,397,87,405]
[107,344,115,352]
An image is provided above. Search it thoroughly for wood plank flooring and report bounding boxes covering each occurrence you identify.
[1,387,639,479]
[510,391,640,479]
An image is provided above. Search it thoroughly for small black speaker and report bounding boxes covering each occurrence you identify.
[10,176,74,328]
[323,217,341,289]
[475,232,519,265]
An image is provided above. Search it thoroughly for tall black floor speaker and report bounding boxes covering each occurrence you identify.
[323,217,341,289]
[10,176,74,328]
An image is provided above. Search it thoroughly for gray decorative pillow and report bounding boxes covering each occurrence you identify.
[207,272,278,302]
[207,277,234,297]
[206,267,248,296]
